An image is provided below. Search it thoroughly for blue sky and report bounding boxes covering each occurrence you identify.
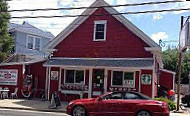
[7,0,190,50]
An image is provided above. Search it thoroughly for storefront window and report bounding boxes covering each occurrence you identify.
[65,70,84,84]
[112,71,122,86]
[112,71,135,88]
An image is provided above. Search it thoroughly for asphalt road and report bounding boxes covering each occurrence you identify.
[0,109,69,116]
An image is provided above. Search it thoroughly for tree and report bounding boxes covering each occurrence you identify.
[162,48,190,84]
[0,0,13,62]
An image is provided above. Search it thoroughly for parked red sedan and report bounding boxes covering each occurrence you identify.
[67,91,169,116]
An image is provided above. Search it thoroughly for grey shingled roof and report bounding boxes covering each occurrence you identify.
[8,22,55,39]
[44,58,154,68]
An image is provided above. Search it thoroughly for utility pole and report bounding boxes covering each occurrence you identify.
[176,16,183,111]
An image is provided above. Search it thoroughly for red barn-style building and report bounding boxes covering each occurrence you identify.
[0,0,175,101]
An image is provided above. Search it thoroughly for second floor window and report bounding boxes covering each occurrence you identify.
[94,20,107,41]
[27,35,41,50]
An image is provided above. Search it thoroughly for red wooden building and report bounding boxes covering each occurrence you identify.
[0,0,175,101]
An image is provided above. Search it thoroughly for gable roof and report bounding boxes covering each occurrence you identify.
[45,0,160,50]
[9,21,55,39]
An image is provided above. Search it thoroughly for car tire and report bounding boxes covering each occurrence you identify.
[136,110,152,116]
[72,106,87,116]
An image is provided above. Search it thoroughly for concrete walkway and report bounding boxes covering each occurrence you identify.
[0,99,68,112]
[0,99,189,116]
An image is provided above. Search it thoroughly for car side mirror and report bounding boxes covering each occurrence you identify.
[97,97,103,102]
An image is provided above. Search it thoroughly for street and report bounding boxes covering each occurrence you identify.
[0,108,190,116]
[0,109,69,116]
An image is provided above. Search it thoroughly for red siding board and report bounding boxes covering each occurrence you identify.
[160,70,174,90]
[53,8,152,58]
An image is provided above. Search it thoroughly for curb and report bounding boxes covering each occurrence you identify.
[0,106,66,113]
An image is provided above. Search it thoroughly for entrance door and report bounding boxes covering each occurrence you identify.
[92,69,104,97]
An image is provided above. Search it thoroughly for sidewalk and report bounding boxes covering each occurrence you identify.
[0,99,68,112]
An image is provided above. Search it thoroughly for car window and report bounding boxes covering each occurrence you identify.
[103,92,123,100]
[124,92,140,99]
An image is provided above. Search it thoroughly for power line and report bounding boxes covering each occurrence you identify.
[9,7,190,19]
[7,1,183,12]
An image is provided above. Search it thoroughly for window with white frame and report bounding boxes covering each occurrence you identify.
[94,20,107,41]
[112,71,135,88]
[65,70,85,84]
[27,35,41,50]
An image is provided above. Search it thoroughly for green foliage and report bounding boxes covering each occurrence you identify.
[0,0,13,62]
[154,97,176,111]
[162,48,190,84]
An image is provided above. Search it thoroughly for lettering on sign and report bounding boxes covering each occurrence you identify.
[109,87,136,92]
[51,71,59,80]
[0,69,18,85]
[61,84,88,91]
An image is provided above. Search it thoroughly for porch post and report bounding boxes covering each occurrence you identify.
[45,67,49,100]
[48,67,51,100]
[88,68,92,98]
[104,69,108,93]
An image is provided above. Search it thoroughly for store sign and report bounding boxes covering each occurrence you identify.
[109,87,136,92]
[0,69,18,85]
[51,71,59,80]
[141,74,152,85]
[61,84,88,91]
[123,80,134,87]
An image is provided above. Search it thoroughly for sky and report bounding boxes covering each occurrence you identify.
[7,0,190,50]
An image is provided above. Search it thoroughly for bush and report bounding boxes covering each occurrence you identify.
[154,97,176,111]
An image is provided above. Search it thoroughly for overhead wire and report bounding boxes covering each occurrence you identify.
[6,1,184,12]
[8,7,190,19]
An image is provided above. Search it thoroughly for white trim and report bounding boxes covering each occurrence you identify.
[64,68,86,85]
[26,35,42,50]
[48,67,51,100]
[152,55,156,99]
[22,64,25,75]
[160,69,176,75]
[93,20,107,41]
[173,73,175,90]
[58,68,61,91]
[104,69,108,94]
[51,57,154,60]
[45,67,48,100]
[88,68,93,98]
[43,65,153,70]
[139,71,141,92]
[45,0,159,50]
[111,70,136,88]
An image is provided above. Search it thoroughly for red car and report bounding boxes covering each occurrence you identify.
[67,91,169,116]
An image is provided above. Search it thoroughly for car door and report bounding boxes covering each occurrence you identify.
[120,92,142,116]
[98,92,124,116]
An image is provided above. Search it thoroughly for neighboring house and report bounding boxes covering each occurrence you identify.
[8,21,54,58]
[0,0,175,100]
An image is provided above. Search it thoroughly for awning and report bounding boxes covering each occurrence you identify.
[44,58,154,68]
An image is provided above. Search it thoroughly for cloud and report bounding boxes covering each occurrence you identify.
[153,13,163,21]
[151,32,169,44]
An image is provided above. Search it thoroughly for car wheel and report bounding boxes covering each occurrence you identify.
[136,110,152,116]
[72,106,86,116]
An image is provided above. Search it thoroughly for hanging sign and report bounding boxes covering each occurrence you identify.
[0,69,18,85]
[141,74,152,85]
[51,71,59,80]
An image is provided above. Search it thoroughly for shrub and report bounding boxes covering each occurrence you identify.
[154,97,176,111]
